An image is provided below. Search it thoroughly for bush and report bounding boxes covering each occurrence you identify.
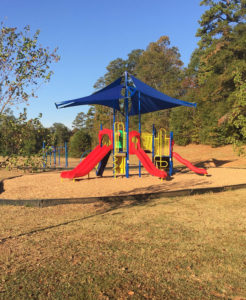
[69,130,92,158]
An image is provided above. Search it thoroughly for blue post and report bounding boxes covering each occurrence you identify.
[169,131,173,176]
[42,141,46,168]
[58,147,61,166]
[152,124,155,163]
[49,150,52,167]
[54,147,56,166]
[138,91,141,177]
[113,106,115,176]
[125,71,129,178]
[65,142,68,168]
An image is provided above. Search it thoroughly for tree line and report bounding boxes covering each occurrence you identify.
[82,0,246,154]
[0,108,92,159]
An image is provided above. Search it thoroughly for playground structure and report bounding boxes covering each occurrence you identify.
[42,142,68,168]
[56,72,207,180]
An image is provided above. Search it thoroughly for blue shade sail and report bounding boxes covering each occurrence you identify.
[129,75,196,115]
[55,77,123,111]
[55,74,196,114]
[93,76,123,94]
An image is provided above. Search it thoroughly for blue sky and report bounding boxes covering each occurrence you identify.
[2,0,206,129]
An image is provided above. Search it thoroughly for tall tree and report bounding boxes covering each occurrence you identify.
[136,36,184,131]
[49,123,71,146]
[94,49,143,90]
[196,0,246,99]
[136,36,184,98]
[0,23,60,113]
[72,107,95,132]
[197,0,246,49]
[173,0,246,146]
[224,70,246,154]
[72,112,87,130]
[69,129,92,158]
[0,108,50,170]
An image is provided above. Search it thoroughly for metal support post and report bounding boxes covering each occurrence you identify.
[124,71,129,178]
[169,131,173,176]
[54,147,56,166]
[42,141,46,168]
[65,142,68,168]
[138,91,141,177]
[113,107,116,177]
[152,124,155,163]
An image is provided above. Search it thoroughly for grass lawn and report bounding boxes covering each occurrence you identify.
[0,189,246,299]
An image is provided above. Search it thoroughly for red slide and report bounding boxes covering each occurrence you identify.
[173,152,207,175]
[61,144,113,179]
[134,147,167,178]
[129,131,167,179]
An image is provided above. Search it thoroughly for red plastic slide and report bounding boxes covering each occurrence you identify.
[173,152,207,175]
[134,147,167,178]
[61,144,113,179]
[129,130,167,179]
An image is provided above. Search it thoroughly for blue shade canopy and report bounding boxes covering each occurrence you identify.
[93,76,122,94]
[129,75,196,116]
[55,77,123,110]
[55,74,196,114]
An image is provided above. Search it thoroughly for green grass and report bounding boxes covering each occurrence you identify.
[0,189,246,299]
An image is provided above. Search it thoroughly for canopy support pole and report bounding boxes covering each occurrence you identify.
[113,106,116,177]
[138,91,141,177]
[169,131,173,176]
[152,124,155,163]
[125,71,129,178]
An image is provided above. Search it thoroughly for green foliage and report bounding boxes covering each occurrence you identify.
[94,49,143,90]
[173,0,246,149]
[0,23,60,113]
[0,108,44,155]
[170,107,194,145]
[72,107,97,146]
[72,112,87,130]
[134,36,185,133]
[69,129,92,158]
[66,2,246,153]
[197,0,246,48]
[49,123,71,146]
[226,71,246,155]
[136,36,184,98]
[92,36,185,137]
[0,22,60,170]
[0,108,48,170]
[72,107,95,132]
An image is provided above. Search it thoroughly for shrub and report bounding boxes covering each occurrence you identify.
[69,129,92,158]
